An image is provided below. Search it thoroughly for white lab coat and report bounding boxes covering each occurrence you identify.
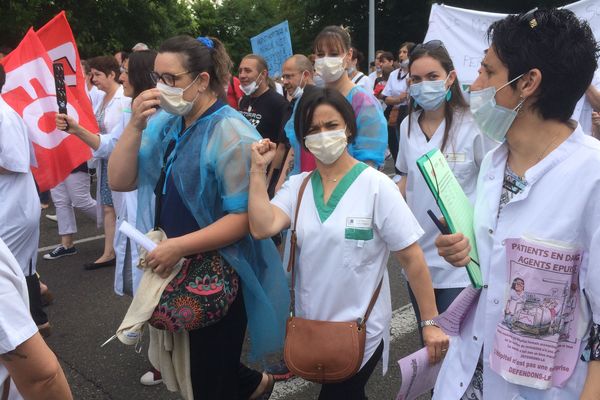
[91,85,131,227]
[92,104,140,295]
[0,97,40,275]
[433,125,600,399]
[382,68,409,108]
[571,70,600,135]
[396,109,497,288]
[271,165,423,373]
[0,238,38,400]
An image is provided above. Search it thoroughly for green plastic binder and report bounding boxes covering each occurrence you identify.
[416,148,483,288]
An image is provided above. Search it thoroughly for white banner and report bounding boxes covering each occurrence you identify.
[423,0,600,84]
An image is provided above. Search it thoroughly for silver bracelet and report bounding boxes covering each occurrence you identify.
[420,319,440,328]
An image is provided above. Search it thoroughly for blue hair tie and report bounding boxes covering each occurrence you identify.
[197,36,214,49]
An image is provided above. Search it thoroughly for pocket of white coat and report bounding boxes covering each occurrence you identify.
[343,217,374,269]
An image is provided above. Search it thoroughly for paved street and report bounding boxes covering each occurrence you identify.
[36,171,430,400]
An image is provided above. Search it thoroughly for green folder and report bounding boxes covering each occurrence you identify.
[416,149,483,288]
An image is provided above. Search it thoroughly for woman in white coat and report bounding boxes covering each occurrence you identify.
[435,8,600,400]
[249,87,448,399]
[396,41,495,330]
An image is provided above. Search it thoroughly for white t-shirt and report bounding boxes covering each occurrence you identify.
[396,109,497,288]
[382,68,409,108]
[271,164,423,372]
[351,71,372,91]
[0,97,40,275]
[367,71,378,91]
[571,70,600,135]
[0,238,38,400]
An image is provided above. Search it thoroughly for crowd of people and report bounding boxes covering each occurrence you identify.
[1,6,600,400]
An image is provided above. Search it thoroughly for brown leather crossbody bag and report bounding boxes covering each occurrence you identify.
[283,173,382,384]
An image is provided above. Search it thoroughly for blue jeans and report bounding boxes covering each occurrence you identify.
[408,285,466,344]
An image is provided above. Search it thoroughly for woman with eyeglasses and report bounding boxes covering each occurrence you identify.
[396,40,496,332]
[434,9,600,400]
[55,56,130,270]
[308,25,388,169]
[108,35,288,400]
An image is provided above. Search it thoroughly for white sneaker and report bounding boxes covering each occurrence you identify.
[140,368,162,386]
[45,214,58,222]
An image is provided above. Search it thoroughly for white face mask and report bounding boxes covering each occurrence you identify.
[469,74,525,143]
[304,128,348,165]
[400,59,409,68]
[239,75,263,96]
[315,56,346,83]
[156,74,200,116]
[291,74,306,99]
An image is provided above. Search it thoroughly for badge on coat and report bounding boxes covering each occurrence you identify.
[345,217,373,241]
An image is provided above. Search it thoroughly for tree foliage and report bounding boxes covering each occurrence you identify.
[0,0,579,66]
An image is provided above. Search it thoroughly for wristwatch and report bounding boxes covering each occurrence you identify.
[420,319,440,328]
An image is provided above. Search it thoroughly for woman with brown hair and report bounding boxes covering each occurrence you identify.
[396,40,495,326]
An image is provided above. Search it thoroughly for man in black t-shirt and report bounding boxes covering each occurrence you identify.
[238,54,289,143]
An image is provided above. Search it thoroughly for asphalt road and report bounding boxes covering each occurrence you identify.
[36,170,430,400]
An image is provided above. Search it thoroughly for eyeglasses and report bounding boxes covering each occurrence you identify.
[119,66,128,74]
[411,40,445,56]
[149,70,192,87]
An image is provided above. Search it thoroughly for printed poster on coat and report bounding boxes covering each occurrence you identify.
[490,238,582,389]
[250,21,293,78]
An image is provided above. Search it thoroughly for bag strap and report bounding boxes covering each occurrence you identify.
[153,139,176,230]
[1,377,10,400]
[287,172,313,316]
[287,172,383,326]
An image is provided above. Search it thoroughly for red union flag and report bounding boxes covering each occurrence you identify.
[0,28,94,192]
[37,11,98,133]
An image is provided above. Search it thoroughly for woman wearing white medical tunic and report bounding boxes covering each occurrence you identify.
[396,41,496,326]
[249,87,448,399]
[434,9,600,400]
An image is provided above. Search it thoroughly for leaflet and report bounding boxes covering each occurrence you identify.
[396,286,481,399]
[396,347,442,400]
[489,238,582,389]
[118,220,157,252]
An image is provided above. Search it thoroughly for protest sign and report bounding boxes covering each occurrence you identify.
[1,28,92,191]
[423,0,600,84]
[250,21,293,78]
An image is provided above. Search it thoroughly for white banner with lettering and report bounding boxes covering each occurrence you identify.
[423,0,600,84]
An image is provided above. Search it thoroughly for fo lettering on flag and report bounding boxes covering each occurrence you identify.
[1,13,98,192]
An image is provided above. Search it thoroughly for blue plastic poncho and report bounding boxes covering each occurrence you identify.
[136,107,289,361]
[286,85,388,175]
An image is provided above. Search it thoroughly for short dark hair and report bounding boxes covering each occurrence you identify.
[159,35,232,100]
[294,87,357,149]
[0,65,5,91]
[127,50,157,99]
[488,8,599,122]
[350,47,364,65]
[399,42,416,55]
[379,51,394,62]
[88,56,120,82]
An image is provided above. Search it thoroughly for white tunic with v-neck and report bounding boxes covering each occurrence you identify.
[396,109,497,288]
[271,164,423,372]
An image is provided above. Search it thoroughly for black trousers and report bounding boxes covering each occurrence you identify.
[188,287,263,400]
[318,340,384,400]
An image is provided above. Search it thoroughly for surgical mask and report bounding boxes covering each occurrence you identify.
[291,74,305,99]
[400,59,409,68]
[314,74,325,88]
[304,129,347,165]
[239,76,262,96]
[156,75,200,116]
[409,76,451,111]
[315,56,346,83]
[469,74,525,143]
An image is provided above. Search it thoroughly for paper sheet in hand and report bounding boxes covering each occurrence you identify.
[416,149,483,288]
[118,221,156,252]
[396,347,442,400]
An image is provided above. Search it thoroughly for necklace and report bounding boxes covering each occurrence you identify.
[537,133,561,161]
